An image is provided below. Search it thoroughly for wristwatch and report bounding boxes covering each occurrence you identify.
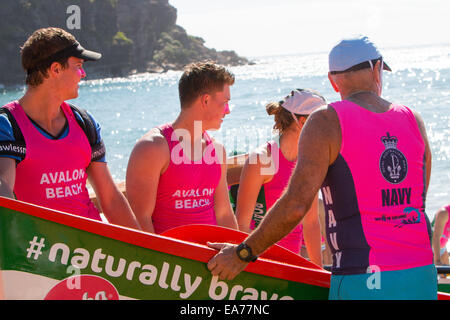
[236,242,258,262]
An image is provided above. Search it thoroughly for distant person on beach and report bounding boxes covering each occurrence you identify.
[235,89,324,266]
[207,35,437,300]
[126,60,238,234]
[0,27,140,230]
[432,205,450,265]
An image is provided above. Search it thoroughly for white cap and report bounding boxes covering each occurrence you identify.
[329,35,391,73]
[281,89,326,115]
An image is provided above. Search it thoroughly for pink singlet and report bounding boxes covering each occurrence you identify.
[250,141,303,253]
[321,101,433,275]
[151,123,221,234]
[6,101,101,220]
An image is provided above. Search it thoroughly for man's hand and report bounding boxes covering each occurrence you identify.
[207,242,248,281]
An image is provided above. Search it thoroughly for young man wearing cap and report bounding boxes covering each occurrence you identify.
[235,89,326,266]
[207,35,437,300]
[0,27,140,229]
[126,60,238,234]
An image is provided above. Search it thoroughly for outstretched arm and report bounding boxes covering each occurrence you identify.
[301,194,323,267]
[213,143,238,229]
[208,105,340,280]
[88,161,140,230]
[235,148,272,232]
[0,157,16,199]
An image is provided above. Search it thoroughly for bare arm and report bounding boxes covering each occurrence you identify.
[126,131,169,233]
[0,157,16,198]
[213,143,238,230]
[301,194,323,267]
[87,161,140,230]
[432,208,449,265]
[208,106,340,280]
[235,148,272,232]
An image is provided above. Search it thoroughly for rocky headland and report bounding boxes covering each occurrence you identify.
[0,0,250,86]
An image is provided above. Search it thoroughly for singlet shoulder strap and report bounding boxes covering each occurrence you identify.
[67,103,98,147]
[202,130,214,144]
[67,103,105,162]
[266,140,281,158]
[266,141,272,155]
[158,123,177,151]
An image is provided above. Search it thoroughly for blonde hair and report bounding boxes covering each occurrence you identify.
[178,60,235,108]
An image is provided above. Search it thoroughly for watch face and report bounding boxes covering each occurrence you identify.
[236,243,257,262]
[239,248,250,259]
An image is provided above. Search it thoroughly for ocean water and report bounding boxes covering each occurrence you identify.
[1,44,449,220]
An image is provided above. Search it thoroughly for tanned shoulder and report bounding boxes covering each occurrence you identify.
[301,104,342,166]
[129,128,170,174]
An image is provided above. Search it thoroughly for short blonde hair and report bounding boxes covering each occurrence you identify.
[178,60,235,108]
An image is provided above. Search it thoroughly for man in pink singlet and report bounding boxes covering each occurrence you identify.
[207,35,437,300]
[0,28,140,230]
[126,61,238,234]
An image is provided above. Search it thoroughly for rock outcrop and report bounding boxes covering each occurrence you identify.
[0,0,249,86]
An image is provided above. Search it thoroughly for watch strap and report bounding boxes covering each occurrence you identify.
[236,242,258,262]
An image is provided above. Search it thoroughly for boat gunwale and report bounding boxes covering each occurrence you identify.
[0,196,331,289]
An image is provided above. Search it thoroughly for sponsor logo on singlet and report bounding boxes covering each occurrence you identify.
[374,207,421,228]
[379,132,408,184]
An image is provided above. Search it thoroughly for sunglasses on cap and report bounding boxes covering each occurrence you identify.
[329,58,391,75]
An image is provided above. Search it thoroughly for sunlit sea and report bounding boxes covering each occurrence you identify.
[1,44,449,221]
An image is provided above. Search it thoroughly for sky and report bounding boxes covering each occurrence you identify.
[169,0,450,58]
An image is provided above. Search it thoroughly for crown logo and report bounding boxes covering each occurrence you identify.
[381,132,398,149]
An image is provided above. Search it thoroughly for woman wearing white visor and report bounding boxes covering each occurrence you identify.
[235,89,326,266]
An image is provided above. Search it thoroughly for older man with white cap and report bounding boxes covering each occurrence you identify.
[207,35,437,300]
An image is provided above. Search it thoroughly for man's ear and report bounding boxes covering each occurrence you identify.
[328,72,340,93]
[373,60,383,84]
[200,93,210,109]
[48,61,63,77]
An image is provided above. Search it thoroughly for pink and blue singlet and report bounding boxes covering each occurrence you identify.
[321,101,433,275]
